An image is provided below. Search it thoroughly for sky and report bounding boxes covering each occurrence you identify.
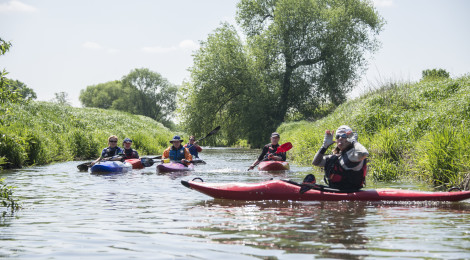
[1,0,469,106]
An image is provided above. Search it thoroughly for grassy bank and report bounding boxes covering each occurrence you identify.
[0,101,174,169]
[278,75,470,189]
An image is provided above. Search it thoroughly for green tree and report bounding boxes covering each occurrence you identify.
[79,69,177,128]
[421,68,450,80]
[180,23,272,146]
[181,0,384,147]
[52,91,71,106]
[237,0,384,123]
[121,68,177,127]
[79,80,123,109]
[3,79,37,101]
[1,38,21,117]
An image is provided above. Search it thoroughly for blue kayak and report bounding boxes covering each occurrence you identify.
[90,161,132,174]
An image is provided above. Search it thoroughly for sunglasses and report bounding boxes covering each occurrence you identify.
[109,140,118,143]
[335,134,348,139]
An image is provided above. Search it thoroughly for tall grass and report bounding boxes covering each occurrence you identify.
[278,75,470,188]
[0,101,174,169]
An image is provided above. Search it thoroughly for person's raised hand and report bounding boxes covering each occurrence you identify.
[322,130,335,148]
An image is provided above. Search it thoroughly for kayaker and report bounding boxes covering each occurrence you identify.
[184,136,202,158]
[312,125,369,190]
[122,138,139,159]
[248,132,287,170]
[162,135,193,165]
[91,135,124,166]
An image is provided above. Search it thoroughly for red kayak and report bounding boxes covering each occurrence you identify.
[258,161,290,171]
[181,179,470,202]
[157,162,194,173]
[125,159,144,169]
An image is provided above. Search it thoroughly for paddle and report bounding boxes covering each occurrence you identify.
[194,126,221,143]
[77,155,162,171]
[297,174,360,194]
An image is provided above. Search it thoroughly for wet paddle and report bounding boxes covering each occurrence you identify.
[195,126,221,143]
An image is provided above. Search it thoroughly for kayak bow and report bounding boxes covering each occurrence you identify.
[258,161,290,171]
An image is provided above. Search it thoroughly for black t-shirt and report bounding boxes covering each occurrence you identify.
[257,143,287,161]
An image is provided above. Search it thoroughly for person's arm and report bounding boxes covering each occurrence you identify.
[249,146,268,170]
[312,130,335,167]
[183,148,193,164]
[196,145,202,152]
[162,147,170,159]
[348,142,369,162]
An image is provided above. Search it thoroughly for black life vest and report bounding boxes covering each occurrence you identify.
[324,154,367,191]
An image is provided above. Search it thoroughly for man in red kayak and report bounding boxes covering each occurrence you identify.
[248,132,287,170]
[162,135,192,165]
[312,125,369,190]
[122,138,139,159]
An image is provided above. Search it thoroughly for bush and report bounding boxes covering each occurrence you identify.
[421,68,450,80]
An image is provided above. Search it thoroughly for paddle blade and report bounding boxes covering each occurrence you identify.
[208,126,221,135]
[77,163,91,172]
[276,142,293,153]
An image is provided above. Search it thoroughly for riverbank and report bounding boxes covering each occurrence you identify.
[278,75,470,189]
[0,101,174,169]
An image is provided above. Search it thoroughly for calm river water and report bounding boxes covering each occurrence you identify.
[1,148,470,259]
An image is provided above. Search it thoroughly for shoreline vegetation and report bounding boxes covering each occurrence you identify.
[0,101,174,169]
[277,74,470,190]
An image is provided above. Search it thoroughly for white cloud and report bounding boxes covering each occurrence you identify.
[373,0,394,7]
[142,40,199,54]
[142,46,177,54]
[0,0,37,13]
[106,48,119,54]
[82,41,102,50]
[179,40,199,51]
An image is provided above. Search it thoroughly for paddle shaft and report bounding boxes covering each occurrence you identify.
[195,126,221,143]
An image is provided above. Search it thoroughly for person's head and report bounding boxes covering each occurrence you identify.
[170,135,183,148]
[108,135,118,148]
[123,138,132,149]
[335,125,353,151]
[270,132,280,145]
[189,136,196,144]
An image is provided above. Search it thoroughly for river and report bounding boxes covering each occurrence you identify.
[1,148,469,259]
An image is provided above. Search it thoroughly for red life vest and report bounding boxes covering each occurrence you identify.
[324,154,367,191]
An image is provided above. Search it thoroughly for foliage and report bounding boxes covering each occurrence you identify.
[179,23,273,147]
[80,68,177,128]
[1,178,20,216]
[52,91,71,106]
[181,0,384,147]
[0,101,174,169]
[1,38,22,116]
[421,68,450,80]
[2,79,37,101]
[277,75,470,188]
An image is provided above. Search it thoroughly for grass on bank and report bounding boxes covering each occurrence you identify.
[0,101,174,169]
[277,75,470,189]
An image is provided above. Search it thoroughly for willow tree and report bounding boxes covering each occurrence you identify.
[237,0,384,123]
[179,23,274,146]
[181,0,384,147]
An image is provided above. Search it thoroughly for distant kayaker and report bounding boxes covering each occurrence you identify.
[162,135,193,165]
[248,132,287,171]
[184,136,202,159]
[122,138,139,159]
[312,125,369,190]
[91,135,124,166]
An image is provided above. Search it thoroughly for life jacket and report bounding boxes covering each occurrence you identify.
[263,144,286,161]
[102,147,123,158]
[169,146,187,161]
[185,143,199,158]
[123,148,139,159]
[324,154,367,191]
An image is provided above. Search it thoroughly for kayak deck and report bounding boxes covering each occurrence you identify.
[181,179,470,202]
[90,161,132,174]
[258,161,290,171]
[157,162,195,173]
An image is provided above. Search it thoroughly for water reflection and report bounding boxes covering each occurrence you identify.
[186,199,470,259]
